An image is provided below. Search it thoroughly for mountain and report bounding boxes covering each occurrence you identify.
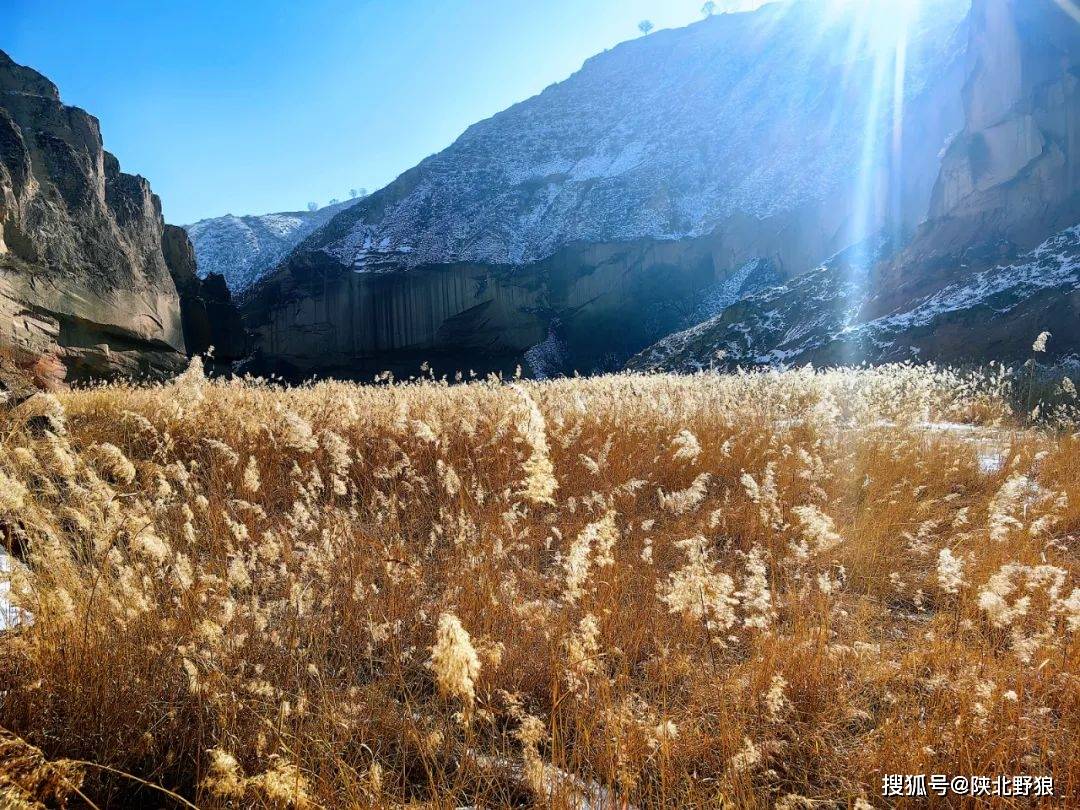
[184,198,359,294]
[0,50,246,382]
[243,0,972,379]
[631,0,1080,372]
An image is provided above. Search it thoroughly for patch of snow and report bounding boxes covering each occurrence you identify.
[468,747,635,810]
[913,422,1013,475]
[0,548,30,630]
[978,450,1007,474]
[524,329,568,380]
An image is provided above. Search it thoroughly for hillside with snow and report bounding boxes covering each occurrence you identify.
[184,198,358,293]
[628,226,1080,371]
[285,0,969,274]
[243,0,975,378]
[631,0,1080,373]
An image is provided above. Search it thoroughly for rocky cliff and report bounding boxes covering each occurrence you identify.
[245,0,971,378]
[632,0,1080,372]
[184,198,360,294]
[0,50,244,381]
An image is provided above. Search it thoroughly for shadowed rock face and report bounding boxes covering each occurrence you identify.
[242,233,729,379]
[162,225,248,364]
[632,0,1080,372]
[245,0,970,378]
[0,50,243,382]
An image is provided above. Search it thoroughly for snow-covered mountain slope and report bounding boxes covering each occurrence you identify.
[628,226,1080,370]
[245,0,971,378]
[184,199,358,293]
[292,0,968,273]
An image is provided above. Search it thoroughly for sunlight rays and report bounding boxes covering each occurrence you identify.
[1054,0,1080,25]
[797,0,930,362]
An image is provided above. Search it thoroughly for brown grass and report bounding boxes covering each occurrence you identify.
[0,361,1077,808]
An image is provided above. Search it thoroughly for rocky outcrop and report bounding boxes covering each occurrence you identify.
[243,232,732,378]
[869,0,1080,319]
[929,0,1080,230]
[246,0,971,377]
[0,50,184,380]
[184,198,361,294]
[0,50,244,381]
[632,0,1080,372]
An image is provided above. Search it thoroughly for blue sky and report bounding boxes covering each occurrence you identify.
[2,1,758,224]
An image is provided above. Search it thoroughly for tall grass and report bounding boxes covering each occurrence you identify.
[0,361,1077,807]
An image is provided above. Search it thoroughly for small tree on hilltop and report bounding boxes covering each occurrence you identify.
[638,19,654,35]
[307,201,318,212]
[702,1,717,16]
[329,198,340,206]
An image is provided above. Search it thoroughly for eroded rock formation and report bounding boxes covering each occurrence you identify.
[0,50,244,382]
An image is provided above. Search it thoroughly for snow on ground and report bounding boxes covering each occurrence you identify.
[0,548,29,630]
[913,422,1012,474]
[524,330,569,380]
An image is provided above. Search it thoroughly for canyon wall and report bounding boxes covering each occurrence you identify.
[243,233,728,378]
[0,50,244,381]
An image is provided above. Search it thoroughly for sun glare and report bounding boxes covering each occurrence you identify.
[808,0,930,361]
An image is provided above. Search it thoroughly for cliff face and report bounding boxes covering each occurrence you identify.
[246,0,970,377]
[0,50,243,381]
[929,0,1080,230]
[243,232,737,379]
[184,198,361,294]
[632,0,1080,372]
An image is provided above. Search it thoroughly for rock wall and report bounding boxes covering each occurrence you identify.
[243,234,729,378]
[0,50,241,382]
[928,0,1080,239]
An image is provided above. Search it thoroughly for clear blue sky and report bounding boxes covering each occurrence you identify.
[2,1,757,224]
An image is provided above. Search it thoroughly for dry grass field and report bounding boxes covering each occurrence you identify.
[0,360,1077,808]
